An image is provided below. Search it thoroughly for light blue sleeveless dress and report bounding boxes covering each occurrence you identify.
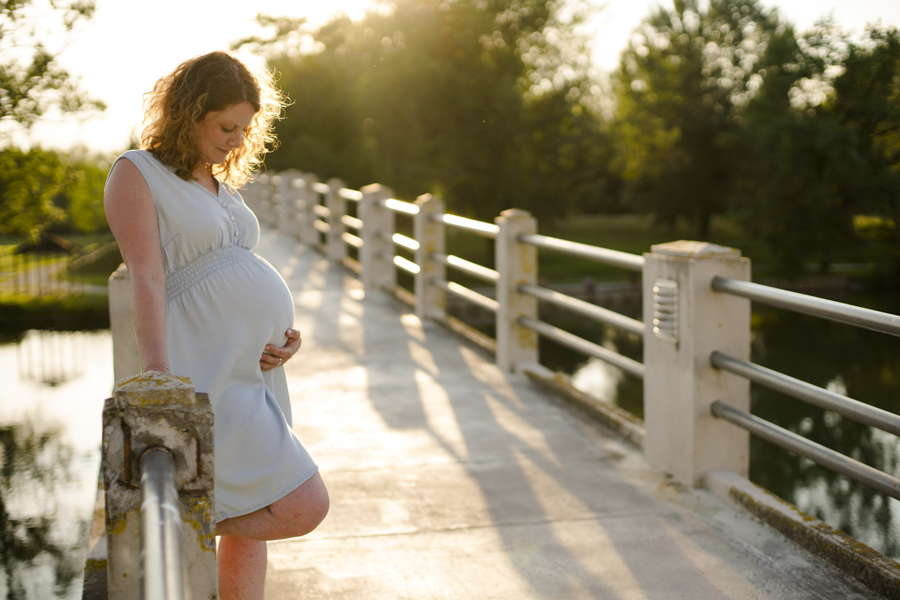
[113,150,318,522]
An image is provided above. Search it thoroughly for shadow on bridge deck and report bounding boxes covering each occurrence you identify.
[254,230,873,600]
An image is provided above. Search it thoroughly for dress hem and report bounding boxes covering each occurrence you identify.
[214,464,320,523]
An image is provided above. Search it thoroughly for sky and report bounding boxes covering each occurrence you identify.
[9,0,900,154]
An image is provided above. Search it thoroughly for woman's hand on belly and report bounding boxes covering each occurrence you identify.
[260,328,302,371]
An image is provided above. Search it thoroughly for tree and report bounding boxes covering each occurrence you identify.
[612,0,784,239]
[0,0,104,132]
[736,22,900,274]
[0,147,67,236]
[239,0,607,221]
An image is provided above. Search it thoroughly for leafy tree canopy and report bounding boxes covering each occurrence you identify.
[237,0,610,221]
[0,0,104,132]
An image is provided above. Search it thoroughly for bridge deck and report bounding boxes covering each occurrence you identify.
[255,230,872,600]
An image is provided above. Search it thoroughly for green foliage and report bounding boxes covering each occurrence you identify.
[612,0,783,239]
[0,147,67,236]
[0,0,104,130]
[0,146,110,237]
[240,0,607,222]
[736,22,900,274]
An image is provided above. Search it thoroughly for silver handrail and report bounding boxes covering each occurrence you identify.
[519,284,645,337]
[711,351,900,437]
[339,188,363,201]
[140,448,184,600]
[711,401,900,501]
[518,233,645,272]
[432,213,499,238]
[520,316,645,379]
[711,276,900,337]
[433,278,499,312]
[432,253,500,283]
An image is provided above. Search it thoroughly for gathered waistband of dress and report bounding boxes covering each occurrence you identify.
[166,246,256,302]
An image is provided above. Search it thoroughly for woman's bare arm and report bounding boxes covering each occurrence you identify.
[104,158,169,372]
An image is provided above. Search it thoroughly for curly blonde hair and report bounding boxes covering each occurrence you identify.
[141,51,285,188]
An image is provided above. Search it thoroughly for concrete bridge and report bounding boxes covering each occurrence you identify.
[94,174,900,599]
[244,228,874,599]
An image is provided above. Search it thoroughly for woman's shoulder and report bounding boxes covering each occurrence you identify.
[112,149,179,183]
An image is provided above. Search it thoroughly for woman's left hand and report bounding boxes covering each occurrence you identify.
[260,328,302,372]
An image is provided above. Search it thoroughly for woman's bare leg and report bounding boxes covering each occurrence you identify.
[216,471,329,540]
[218,536,267,600]
[215,472,329,598]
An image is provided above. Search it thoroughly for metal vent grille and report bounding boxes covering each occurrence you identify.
[653,279,678,342]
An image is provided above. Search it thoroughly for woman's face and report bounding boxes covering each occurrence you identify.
[195,101,256,167]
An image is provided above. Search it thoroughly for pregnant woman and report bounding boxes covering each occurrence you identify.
[104,51,329,599]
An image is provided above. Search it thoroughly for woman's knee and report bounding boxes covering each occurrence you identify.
[269,471,329,538]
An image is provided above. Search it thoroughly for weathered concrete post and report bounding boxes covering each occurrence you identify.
[276,169,304,237]
[268,174,283,228]
[254,174,274,228]
[296,174,320,246]
[642,241,751,487]
[359,184,396,291]
[102,371,216,600]
[495,209,538,372]
[108,264,141,382]
[414,193,446,321]
[325,177,348,263]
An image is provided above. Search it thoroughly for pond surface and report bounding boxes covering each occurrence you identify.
[0,330,112,600]
[551,292,900,560]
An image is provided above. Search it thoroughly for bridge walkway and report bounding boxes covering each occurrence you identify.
[255,229,873,600]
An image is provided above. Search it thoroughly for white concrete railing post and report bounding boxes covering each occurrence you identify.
[642,241,752,486]
[108,264,141,382]
[254,174,275,228]
[102,372,216,600]
[358,184,396,291]
[276,169,304,237]
[325,177,348,263]
[268,174,284,228]
[296,173,320,246]
[413,193,446,320]
[495,209,538,372]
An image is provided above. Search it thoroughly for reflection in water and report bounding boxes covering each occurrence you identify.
[0,421,84,599]
[749,305,900,558]
[561,293,900,560]
[17,331,88,387]
[0,331,111,600]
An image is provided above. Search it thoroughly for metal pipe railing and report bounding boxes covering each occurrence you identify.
[339,188,363,201]
[394,255,420,274]
[711,351,900,437]
[711,401,900,501]
[433,213,499,238]
[342,232,363,248]
[519,316,645,379]
[432,253,500,283]
[140,448,184,600]
[433,279,499,312]
[383,198,419,214]
[518,233,645,272]
[712,276,900,337]
[519,284,645,337]
[342,215,363,230]
[392,233,419,251]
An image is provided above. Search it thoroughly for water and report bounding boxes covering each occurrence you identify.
[561,294,900,560]
[0,330,112,600]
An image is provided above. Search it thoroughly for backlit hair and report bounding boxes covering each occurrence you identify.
[140,51,284,188]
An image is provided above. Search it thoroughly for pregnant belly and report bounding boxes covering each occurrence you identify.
[237,256,295,347]
[166,249,294,363]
